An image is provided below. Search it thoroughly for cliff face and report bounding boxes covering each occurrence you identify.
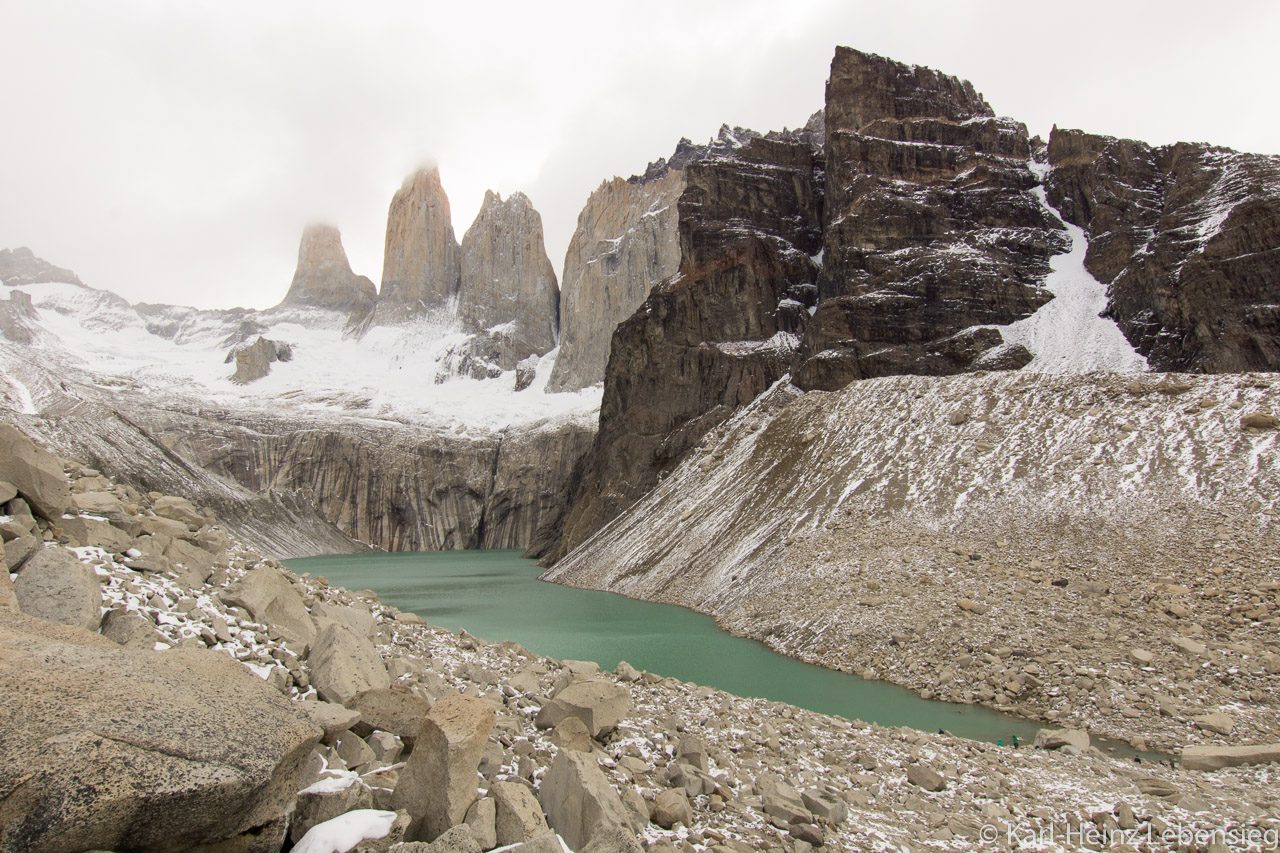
[1047,128,1280,371]
[146,409,596,552]
[542,133,824,560]
[542,47,1066,560]
[796,47,1065,390]
[546,169,685,392]
[457,191,560,371]
[279,225,377,319]
[372,166,461,325]
[8,364,596,554]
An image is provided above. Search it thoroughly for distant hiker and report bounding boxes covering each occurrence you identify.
[1012,735,1019,748]
[997,738,1003,747]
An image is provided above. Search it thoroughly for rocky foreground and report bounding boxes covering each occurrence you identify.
[4,425,1280,852]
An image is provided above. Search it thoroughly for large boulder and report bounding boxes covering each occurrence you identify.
[4,534,38,573]
[290,775,375,843]
[299,699,363,745]
[538,749,633,851]
[222,565,317,646]
[346,687,433,742]
[151,495,207,527]
[100,608,167,650]
[309,623,391,705]
[315,599,377,640]
[13,546,102,632]
[0,610,322,853]
[391,694,497,842]
[1181,743,1280,772]
[491,780,549,846]
[651,789,692,829]
[1034,728,1091,753]
[0,423,71,520]
[56,515,132,552]
[534,678,630,739]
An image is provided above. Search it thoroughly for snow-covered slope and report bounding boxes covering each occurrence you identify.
[991,166,1148,374]
[0,278,600,555]
[2,281,598,431]
[545,371,1280,748]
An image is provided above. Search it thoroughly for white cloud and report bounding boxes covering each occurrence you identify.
[1,0,1276,308]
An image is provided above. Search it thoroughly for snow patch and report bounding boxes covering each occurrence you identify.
[3,283,600,430]
[997,173,1148,374]
[289,810,399,853]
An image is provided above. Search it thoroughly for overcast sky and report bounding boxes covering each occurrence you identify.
[3,0,1277,309]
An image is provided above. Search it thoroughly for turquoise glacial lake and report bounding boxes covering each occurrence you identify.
[287,549,1061,747]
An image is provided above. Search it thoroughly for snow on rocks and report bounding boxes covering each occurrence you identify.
[994,167,1148,374]
[5,423,1280,852]
[291,809,405,853]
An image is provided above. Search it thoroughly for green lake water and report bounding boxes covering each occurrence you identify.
[285,549,1063,747]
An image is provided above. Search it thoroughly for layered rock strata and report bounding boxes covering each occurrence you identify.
[796,46,1065,390]
[544,47,1064,560]
[1047,127,1280,371]
[279,224,378,319]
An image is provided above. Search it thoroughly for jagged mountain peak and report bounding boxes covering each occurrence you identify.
[0,246,84,288]
[372,164,461,325]
[279,224,377,317]
[826,45,994,135]
[477,188,537,212]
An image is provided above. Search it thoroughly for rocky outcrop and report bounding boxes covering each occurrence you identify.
[0,246,82,287]
[543,47,1071,560]
[822,46,992,133]
[11,401,363,559]
[280,224,378,319]
[542,133,823,561]
[1047,127,1280,371]
[547,168,685,392]
[373,166,461,325]
[118,405,597,553]
[229,335,293,384]
[12,546,102,632]
[457,191,559,370]
[796,46,1064,391]
[393,694,496,842]
[0,422,72,519]
[0,608,321,853]
[0,290,39,344]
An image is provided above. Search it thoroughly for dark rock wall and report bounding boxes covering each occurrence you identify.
[798,48,1065,391]
[1047,127,1280,371]
[541,135,823,561]
[541,47,1070,561]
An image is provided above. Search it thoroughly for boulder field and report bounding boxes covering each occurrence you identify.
[3,422,1280,852]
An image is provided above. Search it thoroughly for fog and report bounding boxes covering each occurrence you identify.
[2,0,1276,308]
